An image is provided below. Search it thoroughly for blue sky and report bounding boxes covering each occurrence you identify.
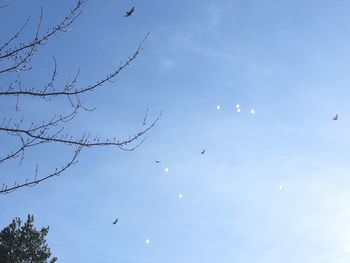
[1,0,350,262]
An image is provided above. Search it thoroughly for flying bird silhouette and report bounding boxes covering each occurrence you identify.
[112,218,118,224]
[200,149,206,154]
[155,160,161,164]
[333,114,338,121]
[124,6,135,17]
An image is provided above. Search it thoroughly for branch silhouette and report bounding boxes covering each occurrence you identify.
[0,1,159,194]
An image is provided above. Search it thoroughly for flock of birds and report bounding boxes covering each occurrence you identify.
[115,8,342,242]
[110,102,339,245]
[216,103,255,114]
[111,147,206,244]
[110,104,257,244]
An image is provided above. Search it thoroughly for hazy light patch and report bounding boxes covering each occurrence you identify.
[178,193,183,199]
[200,3,224,30]
[279,185,285,191]
[251,108,255,114]
[158,56,175,72]
[216,105,221,110]
[145,239,150,245]
[236,104,240,109]
[164,168,169,173]
[236,108,241,113]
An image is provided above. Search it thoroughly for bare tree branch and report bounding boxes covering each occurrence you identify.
[0,0,159,194]
[0,0,84,60]
[0,146,83,194]
[0,17,30,52]
[0,0,14,9]
[0,32,149,99]
[0,108,160,149]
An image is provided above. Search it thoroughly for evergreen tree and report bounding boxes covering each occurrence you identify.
[0,215,57,263]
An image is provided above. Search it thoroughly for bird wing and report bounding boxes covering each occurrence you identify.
[124,7,134,16]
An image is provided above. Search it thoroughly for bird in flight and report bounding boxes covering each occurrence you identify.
[112,218,118,224]
[155,160,161,164]
[200,149,206,154]
[124,6,135,17]
[333,114,338,121]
